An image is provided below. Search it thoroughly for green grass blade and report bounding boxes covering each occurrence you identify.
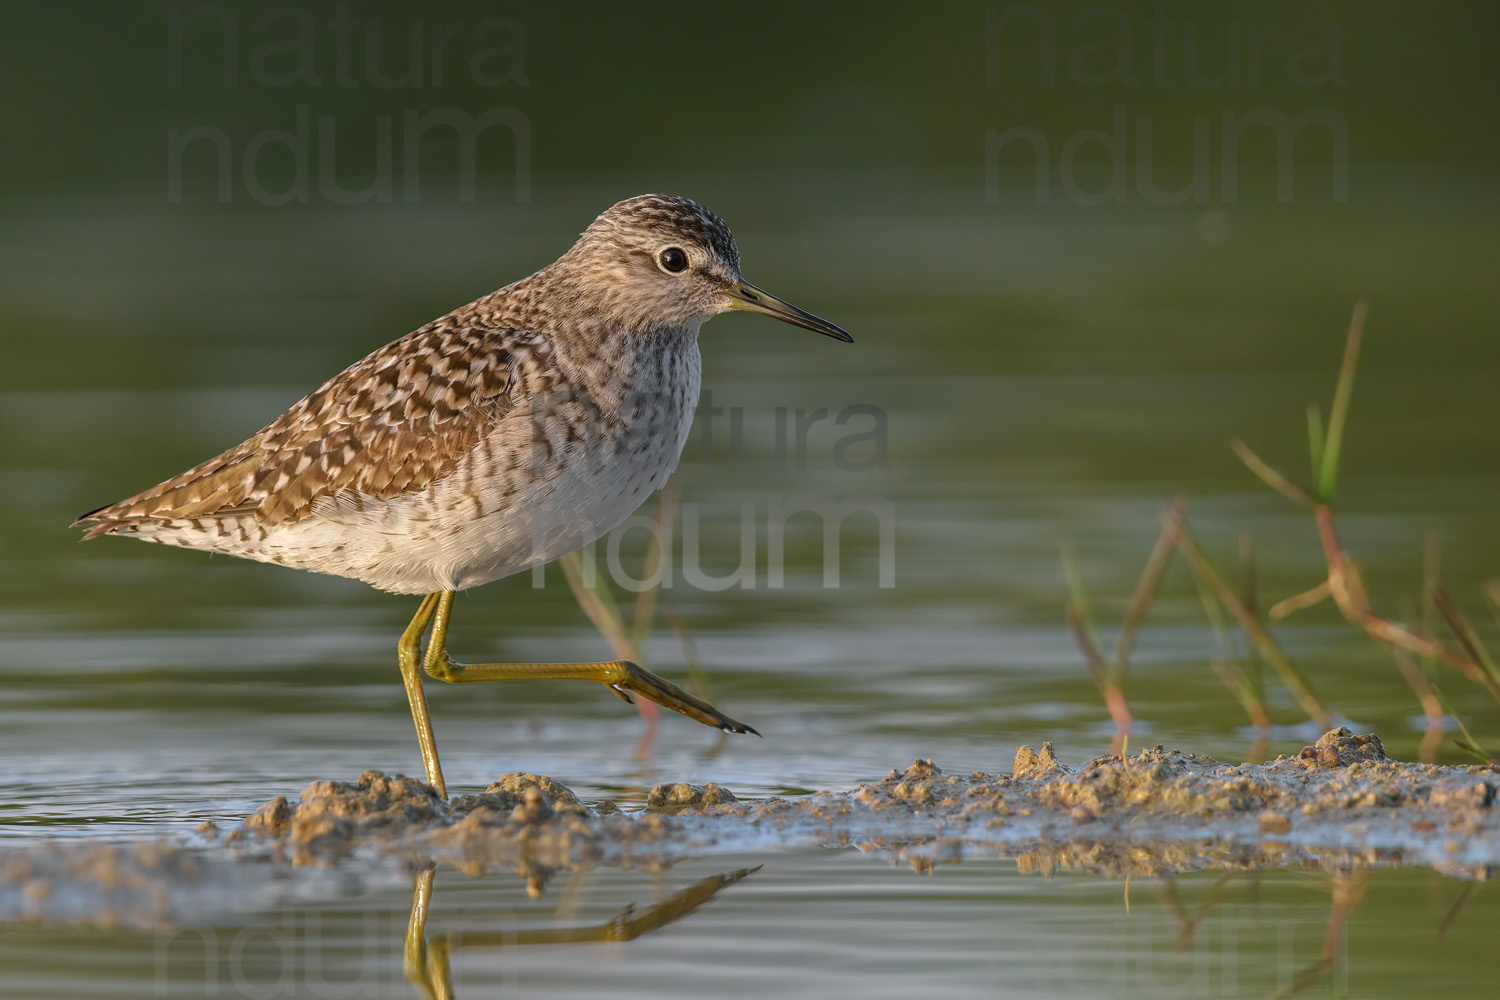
[1176,523,1331,728]
[1211,658,1271,731]
[1306,402,1325,486]
[1317,301,1368,502]
[667,610,715,703]
[1059,542,1104,657]
[560,549,635,661]
[631,482,679,661]
[1190,565,1238,658]
[1112,499,1184,683]
[1429,676,1495,763]
[1432,585,1500,697]
[1066,601,1109,691]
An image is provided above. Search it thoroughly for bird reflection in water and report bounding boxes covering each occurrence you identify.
[403,864,759,999]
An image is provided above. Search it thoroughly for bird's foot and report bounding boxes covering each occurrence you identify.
[606,661,760,736]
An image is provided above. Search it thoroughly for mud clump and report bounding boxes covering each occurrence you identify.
[1020,744,1254,817]
[1013,744,1069,779]
[249,771,451,864]
[245,796,293,838]
[1297,728,1387,769]
[451,773,588,817]
[646,782,739,812]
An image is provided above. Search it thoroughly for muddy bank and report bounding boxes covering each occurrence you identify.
[234,727,1498,874]
[4,729,1496,925]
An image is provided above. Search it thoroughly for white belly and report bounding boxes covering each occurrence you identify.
[248,340,703,594]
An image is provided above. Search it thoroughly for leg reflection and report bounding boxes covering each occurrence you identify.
[404,863,759,998]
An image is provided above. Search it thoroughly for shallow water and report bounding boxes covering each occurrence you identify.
[2,172,1498,995]
[3,852,1497,999]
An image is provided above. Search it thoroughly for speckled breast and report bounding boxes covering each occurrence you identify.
[428,333,703,592]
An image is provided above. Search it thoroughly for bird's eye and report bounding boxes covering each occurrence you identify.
[658,247,688,273]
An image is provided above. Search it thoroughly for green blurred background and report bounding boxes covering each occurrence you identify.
[1,0,1496,750]
[2,0,1498,768]
[4,2,1499,187]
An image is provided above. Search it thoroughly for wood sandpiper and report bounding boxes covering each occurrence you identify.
[74,194,853,797]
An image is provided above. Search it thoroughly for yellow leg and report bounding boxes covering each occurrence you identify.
[403,866,452,1000]
[421,590,758,736]
[399,593,448,798]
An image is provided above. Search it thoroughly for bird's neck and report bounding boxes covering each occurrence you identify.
[478,270,700,406]
[495,265,698,361]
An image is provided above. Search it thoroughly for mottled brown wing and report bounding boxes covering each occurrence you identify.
[76,323,520,535]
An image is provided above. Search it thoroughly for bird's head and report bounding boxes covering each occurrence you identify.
[554,194,853,342]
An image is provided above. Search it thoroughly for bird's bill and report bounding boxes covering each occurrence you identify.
[724,281,854,342]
